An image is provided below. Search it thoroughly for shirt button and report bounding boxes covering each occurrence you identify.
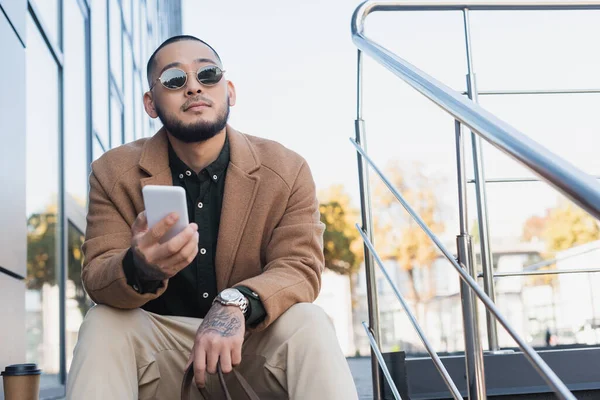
[213,174,218,181]
[200,248,206,255]
[179,173,184,179]
[186,170,192,176]
[197,202,203,209]
[203,292,209,299]
[132,284,139,293]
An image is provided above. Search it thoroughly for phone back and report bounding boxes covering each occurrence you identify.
[142,185,189,243]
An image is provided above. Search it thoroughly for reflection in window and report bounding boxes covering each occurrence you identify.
[25,14,60,384]
[93,134,105,162]
[92,0,110,148]
[32,0,60,47]
[109,0,123,88]
[111,94,123,148]
[63,0,89,207]
[66,222,93,371]
[124,37,135,144]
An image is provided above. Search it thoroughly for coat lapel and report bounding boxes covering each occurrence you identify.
[215,127,261,291]
[138,127,173,190]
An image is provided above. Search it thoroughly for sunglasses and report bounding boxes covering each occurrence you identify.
[151,65,225,90]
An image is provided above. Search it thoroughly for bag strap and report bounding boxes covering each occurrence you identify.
[181,363,260,400]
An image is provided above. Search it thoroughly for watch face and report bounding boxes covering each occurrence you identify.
[221,289,241,302]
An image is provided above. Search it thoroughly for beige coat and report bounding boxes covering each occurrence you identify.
[81,126,325,330]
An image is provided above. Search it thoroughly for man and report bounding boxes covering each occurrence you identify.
[66,35,359,400]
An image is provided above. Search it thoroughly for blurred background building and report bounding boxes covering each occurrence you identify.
[0,0,181,397]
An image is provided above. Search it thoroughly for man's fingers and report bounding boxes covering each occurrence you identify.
[231,344,242,367]
[141,212,179,246]
[154,223,198,262]
[219,351,233,374]
[193,347,207,388]
[206,347,220,375]
[162,231,199,270]
[132,211,148,234]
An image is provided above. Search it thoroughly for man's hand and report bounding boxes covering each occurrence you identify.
[131,211,199,280]
[185,303,245,388]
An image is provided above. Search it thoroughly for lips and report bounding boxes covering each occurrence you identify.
[185,102,210,111]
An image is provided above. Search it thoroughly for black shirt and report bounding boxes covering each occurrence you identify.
[123,135,265,324]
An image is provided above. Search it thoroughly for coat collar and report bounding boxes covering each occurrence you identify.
[138,125,260,177]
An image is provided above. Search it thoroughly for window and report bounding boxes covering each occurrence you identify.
[134,75,143,140]
[31,0,60,48]
[63,0,89,207]
[25,13,61,388]
[124,37,134,143]
[91,0,109,149]
[65,222,92,370]
[109,0,123,88]
[133,0,141,66]
[111,93,123,148]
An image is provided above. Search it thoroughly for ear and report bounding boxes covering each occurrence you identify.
[227,80,237,107]
[143,91,159,118]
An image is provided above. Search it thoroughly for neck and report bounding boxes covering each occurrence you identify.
[167,128,227,174]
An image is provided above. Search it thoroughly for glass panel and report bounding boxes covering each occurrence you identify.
[134,75,143,140]
[25,14,61,387]
[140,1,147,72]
[133,0,141,67]
[63,0,89,208]
[109,0,123,88]
[91,0,109,149]
[93,134,105,161]
[66,222,93,371]
[111,94,123,148]
[122,0,132,34]
[124,37,134,143]
[32,0,60,47]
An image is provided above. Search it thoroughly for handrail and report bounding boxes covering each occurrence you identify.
[351,138,576,400]
[351,2,600,399]
[357,225,463,400]
[351,1,600,223]
[362,322,404,400]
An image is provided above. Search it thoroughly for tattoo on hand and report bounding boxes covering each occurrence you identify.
[199,305,243,337]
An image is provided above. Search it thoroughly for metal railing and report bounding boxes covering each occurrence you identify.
[350,1,600,399]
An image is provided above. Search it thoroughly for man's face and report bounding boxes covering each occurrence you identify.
[144,40,236,143]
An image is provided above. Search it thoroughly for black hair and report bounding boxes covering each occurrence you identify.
[146,35,222,87]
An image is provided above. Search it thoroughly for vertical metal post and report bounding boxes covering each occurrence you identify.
[463,8,499,351]
[356,49,382,400]
[456,120,487,399]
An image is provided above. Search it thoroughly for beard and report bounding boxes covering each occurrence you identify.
[155,99,230,143]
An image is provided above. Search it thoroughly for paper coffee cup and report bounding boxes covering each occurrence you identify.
[1,364,41,400]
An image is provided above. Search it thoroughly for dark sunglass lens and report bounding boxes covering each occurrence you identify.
[197,66,222,85]
[161,69,186,89]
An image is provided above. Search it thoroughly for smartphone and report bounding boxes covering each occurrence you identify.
[142,185,189,244]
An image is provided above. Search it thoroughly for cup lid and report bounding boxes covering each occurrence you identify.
[1,364,42,376]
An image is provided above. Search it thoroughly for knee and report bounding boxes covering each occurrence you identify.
[78,305,146,345]
[274,303,336,345]
[283,303,333,329]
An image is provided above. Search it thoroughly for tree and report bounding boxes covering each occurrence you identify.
[543,202,600,253]
[372,161,445,302]
[27,205,92,317]
[319,185,362,276]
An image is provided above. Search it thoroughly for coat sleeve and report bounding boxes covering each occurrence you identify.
[235,161,325,331]
[81,170,168,308]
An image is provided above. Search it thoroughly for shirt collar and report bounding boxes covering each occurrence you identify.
[168,135,230,181]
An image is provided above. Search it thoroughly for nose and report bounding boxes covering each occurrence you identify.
[185,73,203,96]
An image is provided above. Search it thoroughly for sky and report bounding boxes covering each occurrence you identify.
[182,1,600,243]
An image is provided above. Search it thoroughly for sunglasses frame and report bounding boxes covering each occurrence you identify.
[150,65,226,91]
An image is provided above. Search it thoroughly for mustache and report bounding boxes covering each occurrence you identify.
[182,96,214,111]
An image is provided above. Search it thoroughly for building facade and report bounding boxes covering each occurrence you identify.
[0,0,181,397]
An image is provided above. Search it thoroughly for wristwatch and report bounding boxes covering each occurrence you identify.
[213,288,249,316]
